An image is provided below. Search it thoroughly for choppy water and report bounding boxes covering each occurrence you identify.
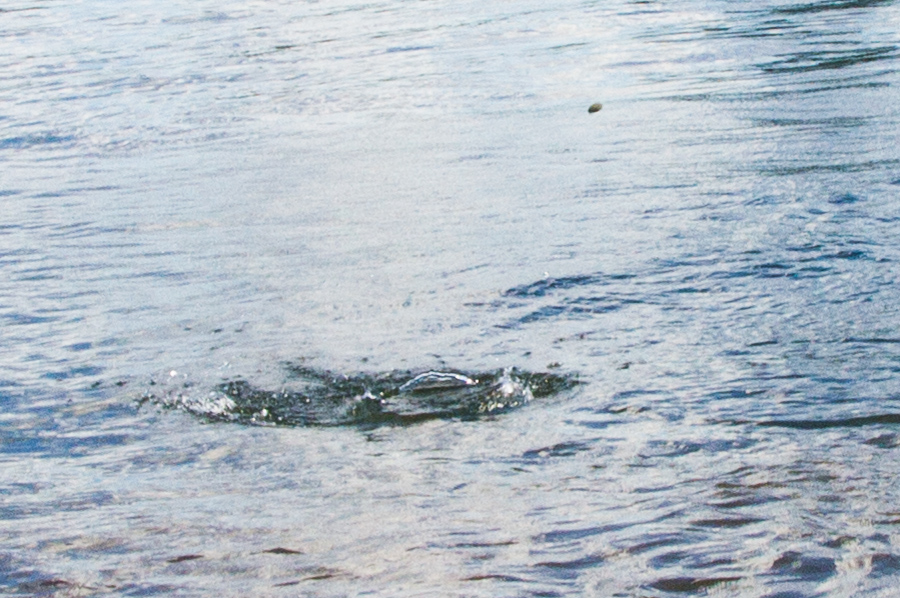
[3,0,900,595]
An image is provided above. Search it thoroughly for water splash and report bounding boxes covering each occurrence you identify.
[142,365,580,428]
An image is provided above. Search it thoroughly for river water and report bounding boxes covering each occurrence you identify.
[3,0,900,596]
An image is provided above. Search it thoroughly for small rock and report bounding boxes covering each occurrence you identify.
[588,103,602,113]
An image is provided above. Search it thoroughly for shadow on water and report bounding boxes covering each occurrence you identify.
[142,365,580,428]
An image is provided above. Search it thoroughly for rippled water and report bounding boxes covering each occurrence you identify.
[3,0,900,595]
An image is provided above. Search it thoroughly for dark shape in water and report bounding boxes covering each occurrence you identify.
[148,366,580,428]
[769,551,836,581]
[772,0,893,15]
[588,102,603,113]
[649,576,742,592]
[828,192,861,205]
[166,554,203,564]
[262,547,303,555]
[757,413,900,429]
[759,46,898,74]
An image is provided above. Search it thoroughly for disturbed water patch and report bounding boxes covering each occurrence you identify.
[142,365,580,428]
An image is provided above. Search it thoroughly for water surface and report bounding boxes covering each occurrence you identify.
[2,0,900,596]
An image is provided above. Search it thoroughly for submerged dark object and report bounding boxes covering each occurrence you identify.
[146,365,580,428]
[588,102,602,113]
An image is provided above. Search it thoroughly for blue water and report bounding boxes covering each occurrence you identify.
[2,0,900,595]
